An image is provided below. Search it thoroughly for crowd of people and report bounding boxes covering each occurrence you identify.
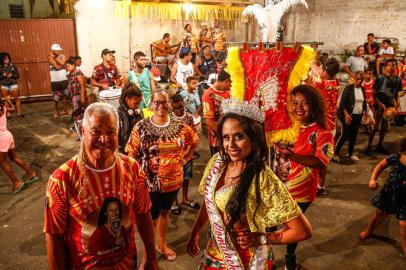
[0,27,405,270]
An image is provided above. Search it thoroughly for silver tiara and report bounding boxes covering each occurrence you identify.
[221,97,265,123]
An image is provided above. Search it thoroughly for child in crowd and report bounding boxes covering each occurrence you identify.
[74,56,82,68]
[362,68,375,109]
[0,99,38,194]
[0,52,23,117]
[307,57,341,195]
[170,94,200,215]
[359,137,406,256]
[66,57,86,123]
[376,39,395,76]
[117,83,144,154]
[179,76,202,117]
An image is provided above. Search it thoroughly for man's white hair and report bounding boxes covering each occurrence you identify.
[82,102,119,129]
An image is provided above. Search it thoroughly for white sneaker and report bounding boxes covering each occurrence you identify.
[350,155,359,161]
[332,155,340,163]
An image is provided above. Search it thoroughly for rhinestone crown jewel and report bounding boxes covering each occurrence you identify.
[221,97,265,123]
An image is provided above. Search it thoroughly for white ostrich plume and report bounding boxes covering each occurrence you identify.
[242,0,308,42]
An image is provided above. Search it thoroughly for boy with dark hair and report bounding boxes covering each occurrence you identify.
[74,56,82,68]
[179,76,201,117]
[202,69,231,155]
[170,94,200,215]
[362,68,375,108]
[366,59,402,154]
[376,39,395,76]
[364,33,379,56]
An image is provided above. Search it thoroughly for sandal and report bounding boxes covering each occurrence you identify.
[170,205,182,215]
[17,114,25,118]
[12,182,27,195]
[182,201,201,210]
[156,246,177,261]
[25,175,39,185]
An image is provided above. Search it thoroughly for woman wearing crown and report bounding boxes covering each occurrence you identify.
[186,98,312,269]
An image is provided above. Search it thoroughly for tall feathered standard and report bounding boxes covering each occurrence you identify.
[242,0,308,42]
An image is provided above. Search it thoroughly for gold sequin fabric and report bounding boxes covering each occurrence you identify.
[199,154,301,232]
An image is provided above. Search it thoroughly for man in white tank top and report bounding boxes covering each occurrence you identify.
[48,43,69,118]
[170,47,194,90]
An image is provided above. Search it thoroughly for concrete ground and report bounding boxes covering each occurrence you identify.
[0,101,405,270]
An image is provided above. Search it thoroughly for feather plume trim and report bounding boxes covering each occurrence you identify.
[225,46,246,100]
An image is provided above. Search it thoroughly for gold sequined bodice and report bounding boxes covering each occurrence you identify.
[214,184,237,213]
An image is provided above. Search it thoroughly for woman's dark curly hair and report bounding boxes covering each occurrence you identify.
[216,113,268,236]
[291,84,328,129]
[97,197,123,226]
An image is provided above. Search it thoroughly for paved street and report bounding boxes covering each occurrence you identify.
[0,101,405,269]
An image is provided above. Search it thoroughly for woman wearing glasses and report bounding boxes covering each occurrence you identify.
[125,90,198,264]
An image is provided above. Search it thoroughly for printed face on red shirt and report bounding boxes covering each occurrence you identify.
[291,93,311,124]
[221,118,252,162]
[82,112,118,163]
[107,201,120,220]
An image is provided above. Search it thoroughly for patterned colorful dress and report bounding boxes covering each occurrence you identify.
[198,154,301,269]
[44,154,150,269]
[125,116,198,193]
[371,154,406,221]
[67,69,86,121]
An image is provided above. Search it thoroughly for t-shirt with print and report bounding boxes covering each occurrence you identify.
[91,63,121,89]
[125,117,198,193]
[180,89,201,114]
[346,56,367,73]
[378,46,394,56]
[311,79,340,130]
[43,154,150,269]
[373,75,402,107]
[286,123,333,203]
[362,80,375,107]
[202,87,230,147]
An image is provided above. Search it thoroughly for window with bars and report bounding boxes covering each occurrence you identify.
[9,4,25,18]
